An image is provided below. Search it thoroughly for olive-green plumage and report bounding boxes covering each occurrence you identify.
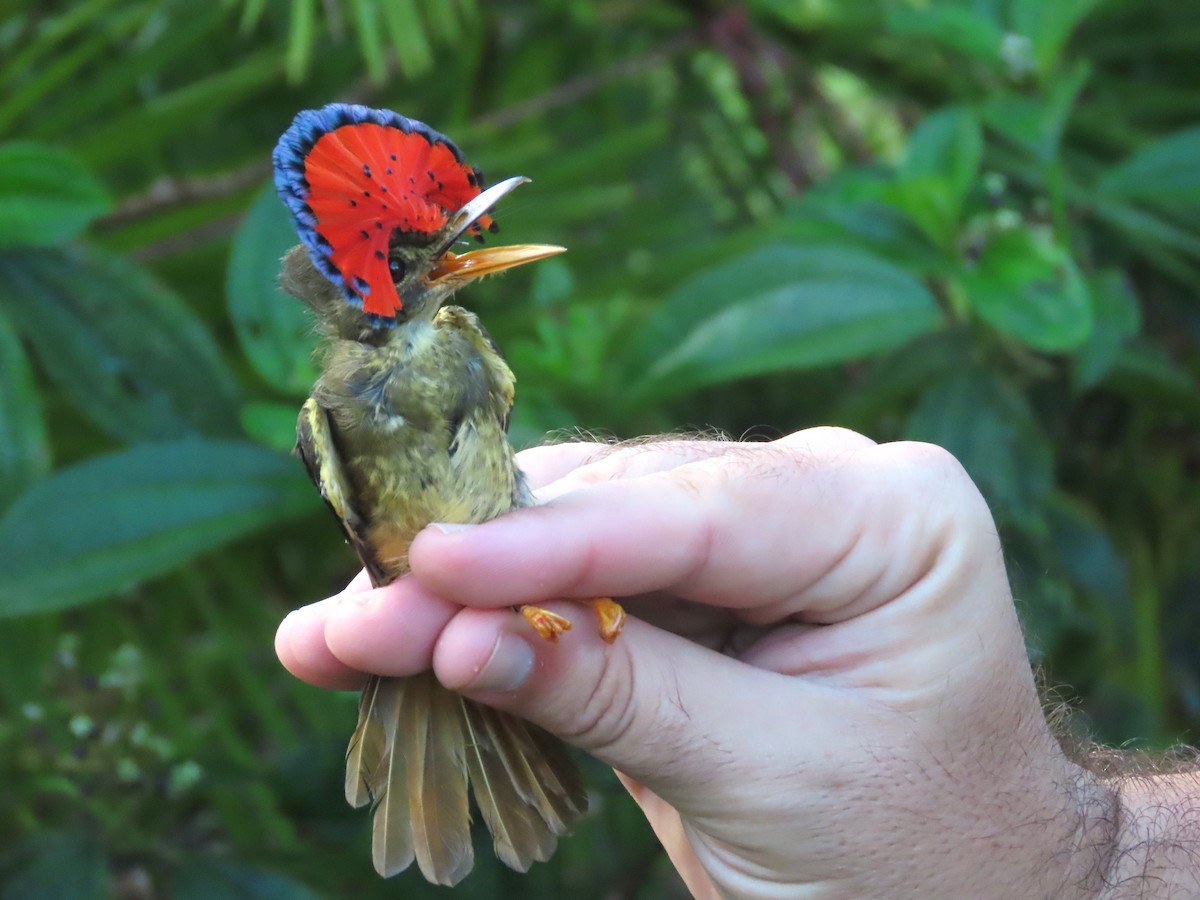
[281,240,585,886]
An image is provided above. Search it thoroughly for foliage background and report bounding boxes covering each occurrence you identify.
[2,0,1199,896]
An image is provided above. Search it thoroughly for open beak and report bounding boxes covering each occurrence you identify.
[428,175,565,285]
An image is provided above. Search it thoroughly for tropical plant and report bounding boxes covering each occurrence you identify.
[2,0,1198,896]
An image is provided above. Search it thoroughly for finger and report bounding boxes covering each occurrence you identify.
[517,432,762,496]
[549,427,873,490]
[514,441,608,489]
[323,576,465,677]
[411,432,958,626]
[616,773,723,900]
[533,435,741,502]
[276,597,368,690]
[428,599,853,817]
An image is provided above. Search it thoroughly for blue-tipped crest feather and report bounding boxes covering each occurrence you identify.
[271,104,473,328]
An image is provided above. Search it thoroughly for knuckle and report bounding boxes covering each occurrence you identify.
[796,424,875,448]
[879,440,972,492]
[557,643,641,754]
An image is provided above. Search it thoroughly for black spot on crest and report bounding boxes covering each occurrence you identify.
[359,229,370,239]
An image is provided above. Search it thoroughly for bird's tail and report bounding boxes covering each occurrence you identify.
[345,672,587,886]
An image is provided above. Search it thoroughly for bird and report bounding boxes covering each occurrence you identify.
[271,104,625,886]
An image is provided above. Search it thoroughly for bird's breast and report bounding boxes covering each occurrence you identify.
[320,323,521,578]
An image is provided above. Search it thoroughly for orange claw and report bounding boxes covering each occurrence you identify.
[521,606,573,642]
[591,598,626,644]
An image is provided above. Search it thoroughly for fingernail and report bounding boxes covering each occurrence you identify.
[430,522,475,534]
[471,632,534,692]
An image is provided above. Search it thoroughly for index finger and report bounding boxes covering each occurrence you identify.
[515,441,606,489]
[410,431,973,626]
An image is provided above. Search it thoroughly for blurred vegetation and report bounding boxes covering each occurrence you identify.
[1,0,1199,896]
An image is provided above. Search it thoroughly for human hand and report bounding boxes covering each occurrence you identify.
[276,429,1116,898]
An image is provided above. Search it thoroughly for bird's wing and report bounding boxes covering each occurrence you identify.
[296,396,389,587]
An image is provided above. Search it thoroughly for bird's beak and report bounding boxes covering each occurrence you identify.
[428,175,565,285]
[429,243,566,284]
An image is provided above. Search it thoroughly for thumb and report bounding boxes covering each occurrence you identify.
[430,602,838,812]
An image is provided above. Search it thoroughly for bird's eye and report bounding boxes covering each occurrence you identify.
[388,258,406,280]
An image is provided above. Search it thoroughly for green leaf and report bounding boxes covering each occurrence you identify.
[961,228,1092,351]
[1073,271,1141,389]
[0,246,240,441]
[172,858,321,900]
[227,184,320,395]
[900,106,983,213]
[905,370,1053,530]
[784,170,947,272]
[0,0,127,95]
[0,439,317,617]
[1047,492,1131,635]
[238,0,269,32]
[27,4,235,142]
[885,6,1004,63]
[888,107,982,249]
[69,49,282,168]
[285,0,317,83]
[382,0,434,78]
[0,143,110,248]
[349,0,387,83]
[0,13,146,136]
[980,61,1090,163]
[1098,125,1200,206]
[1089,199,1200,291]
[835,330,974,427]
[0,311,50,511]
[1,833,108,900]
[240,400,301,454]
[1009,0,1100,77]
[1107,339,1200,418]
[628,244,943,403]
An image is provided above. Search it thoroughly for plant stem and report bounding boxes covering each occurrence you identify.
[1128,538,1166,738]
[1046,160,1071,247]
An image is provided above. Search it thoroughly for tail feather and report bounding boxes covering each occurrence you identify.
[368,677,415,877]
[462,699,560,869]
[404,673,473,886]
[347,673,586,883]
[475,703,587,835]
[345,676,385,808]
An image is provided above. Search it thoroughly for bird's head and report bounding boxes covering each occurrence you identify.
[274,104,563,340]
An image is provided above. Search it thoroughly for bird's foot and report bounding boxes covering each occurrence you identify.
[590,597,626,644]
[521,606,573,642]
[518,599,626,644]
